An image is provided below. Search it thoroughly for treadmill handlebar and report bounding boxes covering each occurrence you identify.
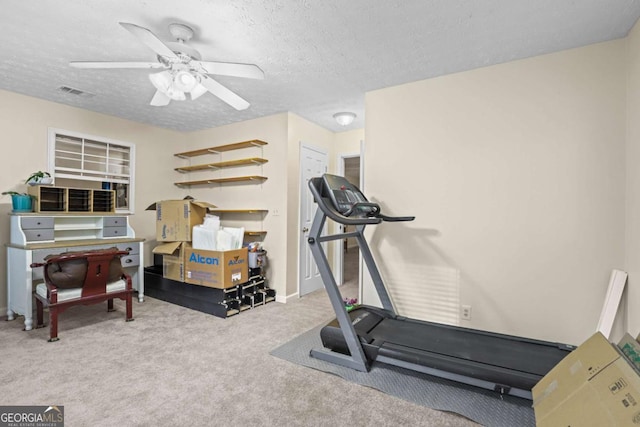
[308,177,415,225]
[378,214,416,222]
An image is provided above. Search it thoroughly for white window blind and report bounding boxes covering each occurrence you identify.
[47,128,135,212]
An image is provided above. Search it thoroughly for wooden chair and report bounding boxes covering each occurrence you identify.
[30,249,134,342]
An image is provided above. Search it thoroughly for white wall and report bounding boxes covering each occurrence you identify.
[365,40,627,345]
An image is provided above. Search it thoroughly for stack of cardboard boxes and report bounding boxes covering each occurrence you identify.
[152,199,248,288]
[146,199,276,318]
[532,331,640,426]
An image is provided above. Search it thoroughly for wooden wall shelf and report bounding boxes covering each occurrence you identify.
[175,157,268,173]
[174,176,267,187]
[245,231,267,237]
[207,210,268,238]
[174,140,268,158]
[209,209,268,214]
[174,140,268,242]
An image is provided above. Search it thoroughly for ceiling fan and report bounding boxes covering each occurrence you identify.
[70,22,264,109]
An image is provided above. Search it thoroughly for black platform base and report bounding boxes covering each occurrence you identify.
[144,266,275,319]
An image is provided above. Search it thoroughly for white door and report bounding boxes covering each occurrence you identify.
[299,144,328,296]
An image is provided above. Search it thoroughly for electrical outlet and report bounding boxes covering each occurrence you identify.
[272,209,279,216]
[461,305,472,320]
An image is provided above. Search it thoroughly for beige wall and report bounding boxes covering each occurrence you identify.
[183,114,290,300]
[365,40,627,345]
[0,96,357,311]
[6,33,634,346]
[335,129,364,155]
[0,89,184,312]
[625,21,640,336]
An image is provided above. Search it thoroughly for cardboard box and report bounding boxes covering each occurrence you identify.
[152,241,187,282]
[185,247,248,289]
[533,332,640,426]
[155,199,216,242]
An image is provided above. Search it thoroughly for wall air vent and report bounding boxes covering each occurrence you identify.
[57,86,95,98]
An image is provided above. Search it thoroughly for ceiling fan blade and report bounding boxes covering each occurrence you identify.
[70,61,165,69]
[197,61,264,80]
[150,90,171,106]
[199,75,250,110]
[119,22,178,59]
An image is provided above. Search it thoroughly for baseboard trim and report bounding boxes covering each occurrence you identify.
[276,292,299,304]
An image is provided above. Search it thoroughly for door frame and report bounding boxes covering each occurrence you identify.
[334,140,364,296]
[298,142,329,297]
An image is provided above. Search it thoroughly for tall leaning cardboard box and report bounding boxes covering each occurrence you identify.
[154,199,216,242]
[532,332,640,426]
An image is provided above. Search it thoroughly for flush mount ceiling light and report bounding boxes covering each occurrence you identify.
[333,112,357,126]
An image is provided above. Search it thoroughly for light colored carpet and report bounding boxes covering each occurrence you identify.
[0,282,479,427]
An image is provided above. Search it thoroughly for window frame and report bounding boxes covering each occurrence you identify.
[47,128,135,214]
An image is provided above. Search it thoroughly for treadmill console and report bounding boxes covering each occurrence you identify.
[322,174,376,216]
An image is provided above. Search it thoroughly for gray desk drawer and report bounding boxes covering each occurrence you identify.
[103,226,127,238]
[121,254,140,267]
[24,229,54,242]
[21,217,54,230]
[103,217,127,227]
[115,242,139,255]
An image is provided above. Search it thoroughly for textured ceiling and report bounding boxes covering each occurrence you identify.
[1,1,639,133]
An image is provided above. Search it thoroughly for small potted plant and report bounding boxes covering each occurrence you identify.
[26,171,52,186]
[1,191,34,212]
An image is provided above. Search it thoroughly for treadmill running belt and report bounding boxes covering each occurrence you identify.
[372,318,568,376]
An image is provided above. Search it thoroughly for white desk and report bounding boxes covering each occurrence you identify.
[6,214,144,330]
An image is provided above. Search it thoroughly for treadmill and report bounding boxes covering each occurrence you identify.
[307,174,574,399]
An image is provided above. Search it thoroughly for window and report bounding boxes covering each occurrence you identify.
[47,128,135,213]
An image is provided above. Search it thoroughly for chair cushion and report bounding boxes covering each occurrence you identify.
[45,247,124,289]
[36,279,127,302]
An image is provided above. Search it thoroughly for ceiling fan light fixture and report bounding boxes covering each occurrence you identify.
[165,87,186,101]
[173,70,198,92]
[149,70,172,92]
[190,82,208,100]
[333,112,356,126]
